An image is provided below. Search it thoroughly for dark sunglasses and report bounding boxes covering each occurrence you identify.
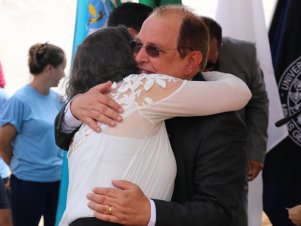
[129,40,178,58]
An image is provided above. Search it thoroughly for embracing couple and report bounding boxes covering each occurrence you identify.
[56,4,251,226]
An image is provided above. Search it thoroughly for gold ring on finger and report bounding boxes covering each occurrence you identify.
[106,205,112,215]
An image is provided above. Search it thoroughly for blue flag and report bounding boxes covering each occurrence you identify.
[263,0,301,226]
[55,1,112,225]
[72,0,113,57]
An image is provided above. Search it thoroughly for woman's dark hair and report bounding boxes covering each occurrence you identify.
[28,42,65,75]
[66,26,138,99]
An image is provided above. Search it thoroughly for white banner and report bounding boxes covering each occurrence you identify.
[215,0,288,152]
[215,1,288,226]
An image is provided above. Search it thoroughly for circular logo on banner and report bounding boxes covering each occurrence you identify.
[278,56,301,146]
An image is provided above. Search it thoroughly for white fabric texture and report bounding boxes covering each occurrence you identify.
[60,72,251,226]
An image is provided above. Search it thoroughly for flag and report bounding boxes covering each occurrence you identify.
[216,0,288,152]
[139,0,181,8]
[262,0,301,225]
[71,0,113,57]
[215,1,288,226]
[55,1,113,225]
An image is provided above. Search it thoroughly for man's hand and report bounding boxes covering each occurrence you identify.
[70,81,123,132]
[288,205,301,226]
[87,180,151,226]
[247,160,264,181]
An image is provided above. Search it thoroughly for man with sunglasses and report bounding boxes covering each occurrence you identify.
[55,5,248,226]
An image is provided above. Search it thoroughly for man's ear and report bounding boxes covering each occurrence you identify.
[127,27,138,38]
[184,51,203,77]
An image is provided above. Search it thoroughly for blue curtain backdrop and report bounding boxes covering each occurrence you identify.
[55,1,113,225]
[263,0,301,226]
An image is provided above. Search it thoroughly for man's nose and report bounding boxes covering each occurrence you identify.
[134,47,149,63]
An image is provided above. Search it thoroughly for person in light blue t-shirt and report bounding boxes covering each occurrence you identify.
[0,43,66,226]
[0,61,12,226]
[0,65,10,183]
[0,88,10,183]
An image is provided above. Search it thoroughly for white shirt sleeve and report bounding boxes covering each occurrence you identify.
[139,71,252,122]
[61,100,82,133]
[148,199,156,226]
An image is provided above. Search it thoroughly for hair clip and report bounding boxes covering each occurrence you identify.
[36,42,49,59]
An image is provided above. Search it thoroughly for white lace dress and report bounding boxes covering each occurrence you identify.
[60,72,251,226]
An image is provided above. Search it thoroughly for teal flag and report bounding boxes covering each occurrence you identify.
[110,0,122,9]
[71,0,113,57]
[55,1,113,225]
[139,0,181,8]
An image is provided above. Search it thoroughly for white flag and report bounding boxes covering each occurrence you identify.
[215,0,288,152]
[215,1,288,226]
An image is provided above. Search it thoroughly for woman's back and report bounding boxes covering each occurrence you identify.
[61,72,251,225]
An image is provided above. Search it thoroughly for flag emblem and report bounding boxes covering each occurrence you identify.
[278,56,301,146]
[86,0,111,34]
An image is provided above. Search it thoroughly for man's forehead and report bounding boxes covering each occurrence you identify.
[137,14,180,43]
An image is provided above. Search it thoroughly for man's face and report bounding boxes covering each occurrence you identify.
[204,37,219,71]
[133,14,193,79]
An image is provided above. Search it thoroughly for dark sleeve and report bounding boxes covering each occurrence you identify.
[244,43,269,162]
[54,103,79,151]
[155,113,247,226]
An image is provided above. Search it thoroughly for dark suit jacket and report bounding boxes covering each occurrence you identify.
[218,37,269,162]
[54,106,78,151]
[153,74,247,226]
[54,73,248,226]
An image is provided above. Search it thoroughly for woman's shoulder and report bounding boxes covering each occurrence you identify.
[112,73,184,109]
[115,73,181,95]
[49,89,63,99]
[49,89,65,106]
[8,84,40,106]
[8,85,30,101]
[125,73,179,81]
[120,73,180,89]
[12,84,31,95]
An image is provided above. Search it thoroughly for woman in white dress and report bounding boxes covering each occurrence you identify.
[60,26,251,226]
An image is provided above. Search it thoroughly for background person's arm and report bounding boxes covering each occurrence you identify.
[0,124,17,165]
[245,58,268,180]
[219,39,268,180]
